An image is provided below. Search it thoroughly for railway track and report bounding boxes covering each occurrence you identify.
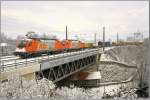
[0,48,102,71]
[0,46,115,71]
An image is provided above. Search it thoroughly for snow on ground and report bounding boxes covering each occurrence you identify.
[103,45,147,65]
[100,53,113,61]
[0,74,137,99]
[55,81,137,99]
[1,46,146,99]
[99,64,136,83]
[99,45,139,83]
[0,74,55,99]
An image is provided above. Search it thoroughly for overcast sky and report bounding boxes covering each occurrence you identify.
[1,1,149,41]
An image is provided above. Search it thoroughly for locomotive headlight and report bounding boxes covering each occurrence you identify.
[15,47,26,52]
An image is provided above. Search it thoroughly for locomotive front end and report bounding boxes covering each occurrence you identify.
[14,39,29,58]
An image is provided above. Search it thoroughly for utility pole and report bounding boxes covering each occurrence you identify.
[103,27,105,51]
[117,33,119,43]
[133,33,136,42]
[94,33,97,46]
[149,32,150,41]
[66,25,68,40]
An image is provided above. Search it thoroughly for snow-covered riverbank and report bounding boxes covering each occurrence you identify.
[0,74,137,99]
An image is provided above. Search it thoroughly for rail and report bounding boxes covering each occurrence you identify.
[0,48,100,71]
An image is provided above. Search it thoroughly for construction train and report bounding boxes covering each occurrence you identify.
[14,33,94,58]
[14,32,143,58]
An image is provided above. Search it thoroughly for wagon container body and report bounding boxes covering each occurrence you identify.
[84,43,93,48]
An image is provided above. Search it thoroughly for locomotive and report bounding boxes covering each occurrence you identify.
[14,33,94,58]
[14,38,62,58]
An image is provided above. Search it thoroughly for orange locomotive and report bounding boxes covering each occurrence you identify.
[14,38,86,58]
[14,38,63,58]
[62,39,84,51]
[14,31,94,58]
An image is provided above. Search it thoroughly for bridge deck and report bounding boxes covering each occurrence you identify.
[0,48,101,82]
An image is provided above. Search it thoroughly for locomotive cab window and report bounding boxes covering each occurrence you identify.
[17,40,25,48]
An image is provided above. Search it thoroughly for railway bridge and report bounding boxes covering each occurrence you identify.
[0,48,101,83]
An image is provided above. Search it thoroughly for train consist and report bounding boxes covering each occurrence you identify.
[98,41,143,47]
[14,32,143,58]
[14,34,94,58]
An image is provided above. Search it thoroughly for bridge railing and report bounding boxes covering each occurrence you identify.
[0,48,100,71]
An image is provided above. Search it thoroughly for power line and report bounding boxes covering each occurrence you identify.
[66,25,68,40]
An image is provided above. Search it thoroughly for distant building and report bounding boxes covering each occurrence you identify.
[126,36,134,42]
[133,32,143,42]
[126,32,143,42]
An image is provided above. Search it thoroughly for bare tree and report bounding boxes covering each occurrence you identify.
[133,40,149,98]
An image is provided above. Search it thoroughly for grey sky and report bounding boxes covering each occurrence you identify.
[1,1,149,41]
